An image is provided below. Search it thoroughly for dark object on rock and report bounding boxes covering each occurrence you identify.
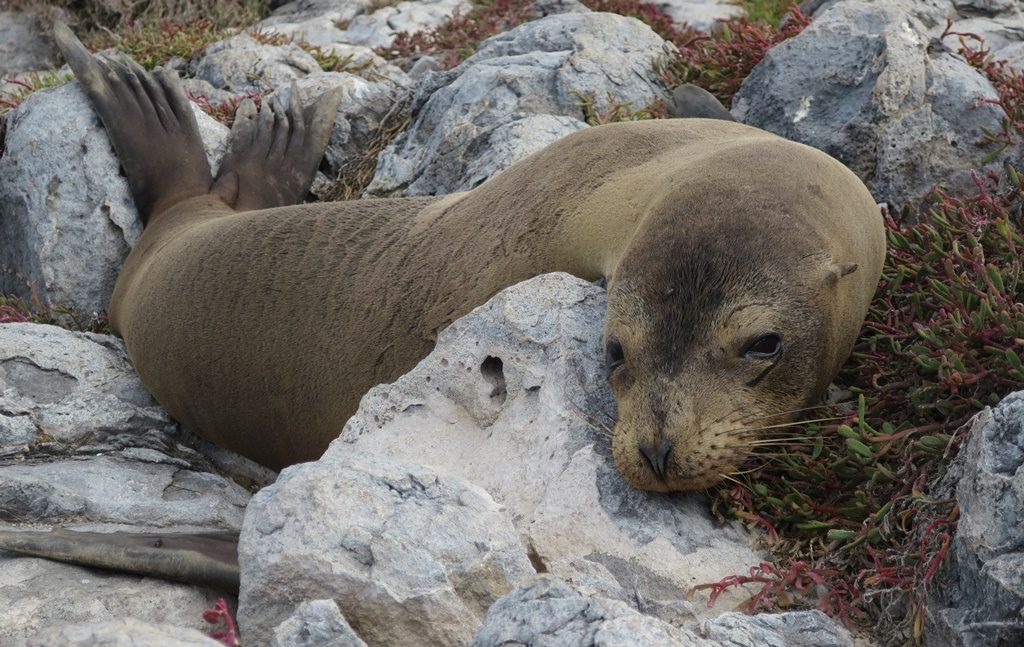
[667,84,734,121]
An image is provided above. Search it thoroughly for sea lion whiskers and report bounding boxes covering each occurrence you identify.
[712,415,844,439]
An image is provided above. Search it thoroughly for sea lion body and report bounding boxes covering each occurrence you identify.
[0,22,887,593]
[109,119,885,482]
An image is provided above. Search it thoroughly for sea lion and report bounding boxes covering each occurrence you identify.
[49,25,884,491]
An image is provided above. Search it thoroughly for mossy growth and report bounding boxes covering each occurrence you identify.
[87,18,245,70]
[735,0,797,26]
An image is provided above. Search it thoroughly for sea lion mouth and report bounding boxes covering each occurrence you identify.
[637,437,673,483]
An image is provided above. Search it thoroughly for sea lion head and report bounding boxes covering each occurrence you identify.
[604,147,876,492]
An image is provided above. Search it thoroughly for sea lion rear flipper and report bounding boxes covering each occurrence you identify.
[212,82,343,211]
[52,23,215,225]
[0,528,240,591]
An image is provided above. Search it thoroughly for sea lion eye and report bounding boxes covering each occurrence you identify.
[606,339,625,370]
[743,334,781,359]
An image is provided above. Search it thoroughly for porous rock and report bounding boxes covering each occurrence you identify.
[25,616,221,647]
[472,576,704,646]
[367,12,668,196]
[472,577,855,647]
[293,274,760,629]
[0,323,168,453]
[733,0,1008,207]
[697,609,854,646]
[272,599,368,647]
[0,83,228,314]
[2,557,222,646]
[238,453,535,647]
[190,33,323,94]
[926,395,1024,646]
[0,11,60,78]
[258,0,471,50]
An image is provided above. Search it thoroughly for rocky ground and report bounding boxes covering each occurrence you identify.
[1,0,1023,645]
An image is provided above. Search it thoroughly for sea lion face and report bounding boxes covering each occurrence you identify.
[605,227,833,492]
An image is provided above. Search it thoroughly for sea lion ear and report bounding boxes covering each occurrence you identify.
[826,262,859,286]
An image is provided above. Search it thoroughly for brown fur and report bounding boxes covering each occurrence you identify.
[109,119,885,485]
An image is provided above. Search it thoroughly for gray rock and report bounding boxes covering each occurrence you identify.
[0,323,256,529]
[0,322,276,492]
[954,0,1021,17]
[300,42,410,85]
[0,324,169,453]
[0,11,60,78]
[733,0,1008,207]
[532,0,592,19]
[268,71,406,178]
[926,396,1024,645]
[331,273,762,624]
[190,33,323,94]
[238,453,535,647]
[0,322,262,644]
[344,0,472,49]
[271,600,368,647]
[697,610,854,646]
[804,0,956,29]
[473,577,855,647]
[656,0,744,32]
[997,40,1024,68]
[2,557,222,646]
[367,12,668,196]
[190,33,407,183]
[180,78,239,107]
[0,456,248,528]
[0,82,228,314]
[26,617,222,647]
[950,11,1024,56]
[472,576,705,646]
[259,0,471,50]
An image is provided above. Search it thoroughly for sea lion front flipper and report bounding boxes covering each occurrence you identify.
[212,84,343,211]
[52,23,214,224]
[0,528,240,591]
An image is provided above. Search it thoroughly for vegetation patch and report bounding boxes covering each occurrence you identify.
[87,18,241,70]
[702,34,1024,645]
[657,6,811,107]
[19,0,267,41]
[735,0,795,26]
[943,22,1024,162]
[204,597,240,647]
[0,70,73,110]
[188,89,266,127]
[378,0,536,69]
[320,98,413,201]
[0,290,110,334]
[574,91,668,125]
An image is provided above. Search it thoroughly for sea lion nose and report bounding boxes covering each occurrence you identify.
[639,437,674,482]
